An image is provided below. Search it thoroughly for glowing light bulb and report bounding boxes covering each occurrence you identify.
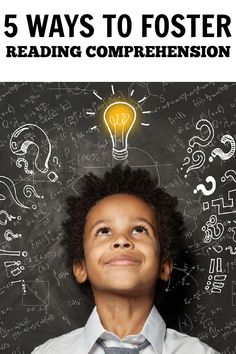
[103,101,136,160]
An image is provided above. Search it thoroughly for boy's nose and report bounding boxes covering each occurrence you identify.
[110,236,134,250]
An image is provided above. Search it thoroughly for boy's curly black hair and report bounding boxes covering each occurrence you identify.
[62,165,185,273]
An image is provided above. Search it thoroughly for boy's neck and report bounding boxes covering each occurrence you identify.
[94,292,154,339]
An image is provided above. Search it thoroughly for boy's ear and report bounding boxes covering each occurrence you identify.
[73,261,88,283]
[159,259,173,282]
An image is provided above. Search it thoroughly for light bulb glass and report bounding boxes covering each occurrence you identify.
[103,101,136,160]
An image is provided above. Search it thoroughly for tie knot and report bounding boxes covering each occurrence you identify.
[96,338,150,354]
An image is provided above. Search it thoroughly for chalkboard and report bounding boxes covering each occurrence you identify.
[0,82,235,354]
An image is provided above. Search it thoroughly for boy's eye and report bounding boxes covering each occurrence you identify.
[96,227,111,236]
[132,225,148,234]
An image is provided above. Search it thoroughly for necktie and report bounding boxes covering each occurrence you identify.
[96,338,150,353]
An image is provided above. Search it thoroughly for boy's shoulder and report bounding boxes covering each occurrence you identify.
[31,327,84,354]
[165,328,219,353]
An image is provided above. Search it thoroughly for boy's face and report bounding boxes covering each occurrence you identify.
[73,193,172,297]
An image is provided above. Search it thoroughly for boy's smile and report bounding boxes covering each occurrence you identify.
[73,193,172,297]
[104,254,141,266]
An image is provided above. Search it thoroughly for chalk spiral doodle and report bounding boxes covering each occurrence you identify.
[23,185,43,199]
[202,215,224,243]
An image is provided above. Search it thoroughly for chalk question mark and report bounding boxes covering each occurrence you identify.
[0,210,21,226]
[184,150,205,178]
[188,119,214,153]
[209,134,235,162]
[180,157,190,171]
[4,229,22,242]
[10,124,51,173]
[221,169,236,183]
[194,176,216,196]
[10,124,59,182]
[53,156,61,167]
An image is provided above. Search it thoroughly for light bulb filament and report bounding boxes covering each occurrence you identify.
[109,113,130,146]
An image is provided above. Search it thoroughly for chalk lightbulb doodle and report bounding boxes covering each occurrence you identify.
[103,101,136,160]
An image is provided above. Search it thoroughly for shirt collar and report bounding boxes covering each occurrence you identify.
[83,306,166,354]
[141,306,166,354]
[83,307,105,353]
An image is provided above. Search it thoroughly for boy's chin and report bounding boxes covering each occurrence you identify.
[93,281,156,297]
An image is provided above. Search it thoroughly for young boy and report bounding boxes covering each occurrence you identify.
[32,165,219,353]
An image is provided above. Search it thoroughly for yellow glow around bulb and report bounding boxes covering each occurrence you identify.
[103,101,136,160]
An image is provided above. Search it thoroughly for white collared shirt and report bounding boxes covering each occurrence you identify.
[31,306,219,354]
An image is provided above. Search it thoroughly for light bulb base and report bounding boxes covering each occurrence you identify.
[112,148,128,160]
